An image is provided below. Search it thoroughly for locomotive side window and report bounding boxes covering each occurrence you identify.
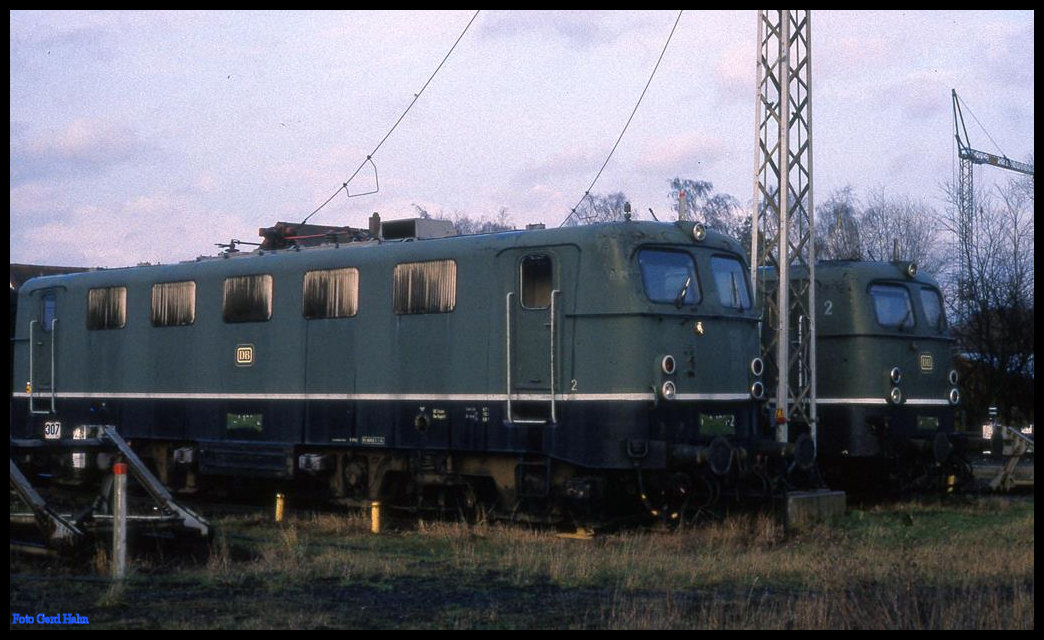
[303,268,359,319]
[151,281,196,327]
[87,286,127,330]
[710,255,751,310]
[41,291,56,332]
[919,286,945,331]
[223,274,273,323]
[520,255,552,309]
[638,249,701,306]
[869,284,914,330]
[393,259,456,314]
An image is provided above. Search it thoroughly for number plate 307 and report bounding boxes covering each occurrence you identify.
[43,421,62,439]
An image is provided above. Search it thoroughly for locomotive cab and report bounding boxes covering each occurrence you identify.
[760,260,970,493]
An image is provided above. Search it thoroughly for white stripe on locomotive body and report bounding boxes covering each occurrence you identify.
[13,391,750,403]
[18,392,947,405]
[815,397,951,406]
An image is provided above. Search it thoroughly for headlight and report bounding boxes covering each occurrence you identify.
[661,355,676,375]
[750,357,764,377]
[661,380,677,400]
[948,369,959,385]
[890,366,902,385]
[750,380,765,400]
[889,387,903,405]
[949,388,960,406]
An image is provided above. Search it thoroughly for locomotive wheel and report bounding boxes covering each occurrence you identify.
[678,472,720,525]
[932,430,954,464]
[792,433,817,471]
[708,437,734,476]
[639,470,719,526]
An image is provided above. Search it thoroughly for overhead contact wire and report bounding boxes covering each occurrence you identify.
[302,9,481,225]
[562,10,683,227]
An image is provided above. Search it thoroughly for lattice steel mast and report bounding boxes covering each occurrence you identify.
[751,10,816,448]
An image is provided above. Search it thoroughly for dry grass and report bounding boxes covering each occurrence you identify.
[9,496,1033,629]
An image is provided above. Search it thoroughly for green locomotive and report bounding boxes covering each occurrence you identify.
[12,217,786,522]
[760,261,976,493]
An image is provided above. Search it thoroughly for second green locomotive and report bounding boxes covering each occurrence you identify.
[761,260,975,493]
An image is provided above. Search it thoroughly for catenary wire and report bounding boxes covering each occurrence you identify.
[561,10,684,227]
[301,10,481,225]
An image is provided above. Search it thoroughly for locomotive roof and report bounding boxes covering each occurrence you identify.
[760,259,941,288]
[17,219,746,293]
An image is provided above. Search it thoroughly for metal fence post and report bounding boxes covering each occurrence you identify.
[112,461,127,579]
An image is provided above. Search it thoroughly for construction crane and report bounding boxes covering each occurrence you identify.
[952,89,1034,177]
[950,89,1034,322]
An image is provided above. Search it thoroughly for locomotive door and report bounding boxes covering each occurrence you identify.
[28,288,59,415]
[502,247,577,424]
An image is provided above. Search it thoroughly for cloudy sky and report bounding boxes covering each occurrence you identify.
[9,10,1034,268]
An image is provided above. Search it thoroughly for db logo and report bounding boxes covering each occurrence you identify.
[236,344,255,366]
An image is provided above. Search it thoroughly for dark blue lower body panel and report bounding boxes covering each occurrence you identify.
[816,404,956,459]
[10,396,760,473]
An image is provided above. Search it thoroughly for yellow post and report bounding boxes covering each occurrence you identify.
[275,493,285,522]
[370,501,382,534]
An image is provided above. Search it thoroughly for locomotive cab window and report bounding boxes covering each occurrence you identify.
[151,281,196,327]
[869,283,914,330]
[520,255,552,309]
[710,255,751,310]
[919,286,945,331]
[303,267,359,319]
[638,249,701,306]
[223,274,273,323]
[393,259,456,314]
[87,286,127,330]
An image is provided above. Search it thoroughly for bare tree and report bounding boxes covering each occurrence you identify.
[669,177,748,250]
[669,177,714,222]
[939,171,1035,427]
[857,189,943,274]
[412,203,515,235]
[814,186,862,261]
[447,207,514,235]
[562,191,630,226]
[997,174,1035,309]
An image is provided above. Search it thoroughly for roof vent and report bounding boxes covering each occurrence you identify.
[379,218,458,241]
